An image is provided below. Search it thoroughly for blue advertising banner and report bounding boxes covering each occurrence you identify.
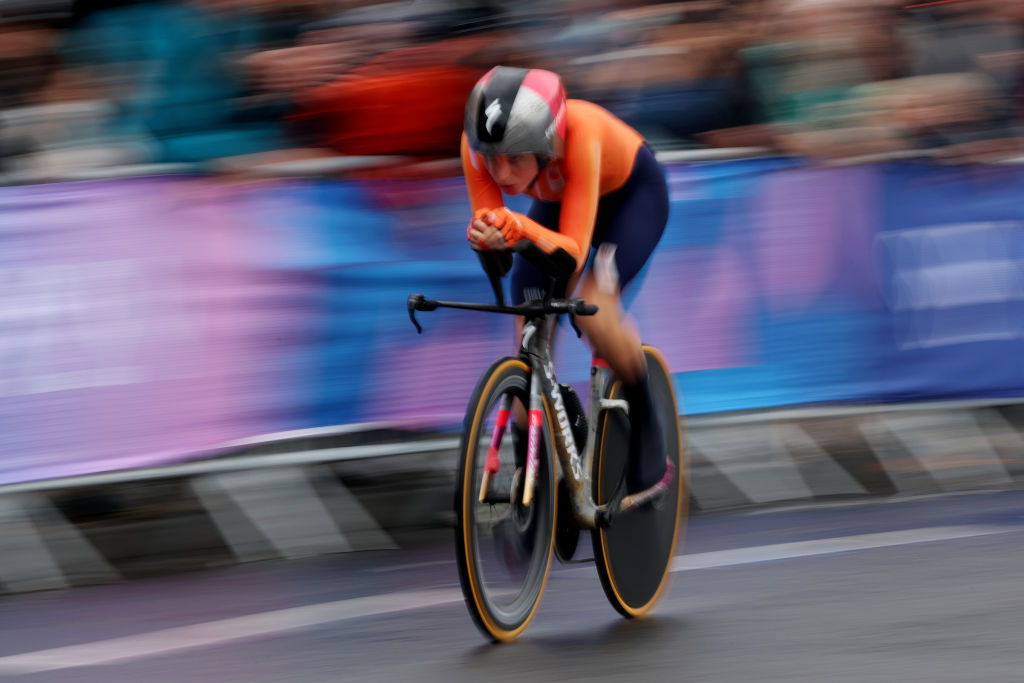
[657,158,884,412]
[0,159,1022,484]
[874,163,1024,401]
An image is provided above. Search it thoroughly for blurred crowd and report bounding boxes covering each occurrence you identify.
[1,0,1022,182]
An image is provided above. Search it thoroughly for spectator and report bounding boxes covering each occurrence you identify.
[0,8,61,171]
[62,0,305,166]
[699,0,912,160]
[0,1,137,179]
[891,0,1023,161]
[248,2,511,168]
[573,1,754,147]
[741,0,893,123]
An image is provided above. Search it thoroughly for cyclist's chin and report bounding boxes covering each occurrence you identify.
[500,183,525,195]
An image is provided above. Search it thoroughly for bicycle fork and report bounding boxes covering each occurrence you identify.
[478,394,511,504]
[522,370,545,507]
[475,375,545,508]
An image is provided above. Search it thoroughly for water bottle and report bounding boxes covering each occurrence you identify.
[559,383,588,451]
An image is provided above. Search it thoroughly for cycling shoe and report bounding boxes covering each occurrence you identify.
[622,458,674,511]
[623,372,668,495]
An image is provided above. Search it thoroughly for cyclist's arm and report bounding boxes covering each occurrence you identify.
[461,135,592,271]
[461,134,504,211]
[553,135,602,272]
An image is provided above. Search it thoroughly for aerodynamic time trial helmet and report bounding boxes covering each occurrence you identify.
[464,66,567,161]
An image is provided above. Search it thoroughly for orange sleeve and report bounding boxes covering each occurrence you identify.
[461,134,587,270]
[551,135,602,272]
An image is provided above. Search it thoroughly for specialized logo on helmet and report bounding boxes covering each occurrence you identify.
[484,100,502,135]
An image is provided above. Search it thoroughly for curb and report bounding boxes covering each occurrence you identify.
[1,403,1023,595]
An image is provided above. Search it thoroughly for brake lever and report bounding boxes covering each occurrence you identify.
[569,313,583,338]
[408,295,423,334]
[568,299,597,338]
[407,293,438,334]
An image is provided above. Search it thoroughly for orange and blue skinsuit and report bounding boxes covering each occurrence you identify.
[461,99,670,304]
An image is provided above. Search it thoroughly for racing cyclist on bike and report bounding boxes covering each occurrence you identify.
[462,65,673,501]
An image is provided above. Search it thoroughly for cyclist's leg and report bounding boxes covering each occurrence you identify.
[573,144,670,493]
[575,274,666,494]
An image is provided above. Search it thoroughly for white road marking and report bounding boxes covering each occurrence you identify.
[671,524,1018,572]
[0,589,463,675]
[1,524,1020,674]
[370,559,454,573]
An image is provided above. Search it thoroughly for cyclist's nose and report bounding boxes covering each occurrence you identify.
[491,157,513,183]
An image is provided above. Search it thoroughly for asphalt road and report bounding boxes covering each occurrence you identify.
[2,488,1023,682]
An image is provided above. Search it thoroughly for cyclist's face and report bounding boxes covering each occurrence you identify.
[483,154,538,195]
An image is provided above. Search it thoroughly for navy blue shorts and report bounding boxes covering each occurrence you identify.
[509,144,669,305]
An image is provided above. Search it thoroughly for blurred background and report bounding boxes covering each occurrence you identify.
[1,0,1021,178]
[1,0,1024,616]
[1,0,1022,471]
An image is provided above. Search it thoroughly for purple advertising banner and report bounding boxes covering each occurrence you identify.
[0,176,399,484]
[1,159,1021,486]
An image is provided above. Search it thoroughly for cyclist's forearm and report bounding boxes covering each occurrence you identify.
[507,211,585,267]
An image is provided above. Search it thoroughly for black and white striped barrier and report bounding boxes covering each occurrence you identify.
[1,402,1022,595]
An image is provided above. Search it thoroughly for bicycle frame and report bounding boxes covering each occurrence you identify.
[514,313,628,530]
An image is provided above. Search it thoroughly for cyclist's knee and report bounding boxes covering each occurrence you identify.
[578,268,618,302]
[575,277,620,336]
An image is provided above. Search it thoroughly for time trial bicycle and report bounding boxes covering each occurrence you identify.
[408,240,687,642]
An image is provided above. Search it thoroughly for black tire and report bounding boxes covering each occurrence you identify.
[454,357,558,642]
[591,346,687,618]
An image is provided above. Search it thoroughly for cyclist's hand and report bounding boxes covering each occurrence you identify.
[477,207,524,246]
[467,214,508,251]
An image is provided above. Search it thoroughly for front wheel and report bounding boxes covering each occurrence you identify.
[454,357,557,642]
[591,345,687,618]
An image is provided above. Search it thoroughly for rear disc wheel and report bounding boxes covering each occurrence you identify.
[591,346,687,617]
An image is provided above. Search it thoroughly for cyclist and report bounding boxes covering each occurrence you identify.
[462,65,672,500]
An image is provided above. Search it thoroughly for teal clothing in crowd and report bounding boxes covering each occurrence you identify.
[65,1,292,164]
